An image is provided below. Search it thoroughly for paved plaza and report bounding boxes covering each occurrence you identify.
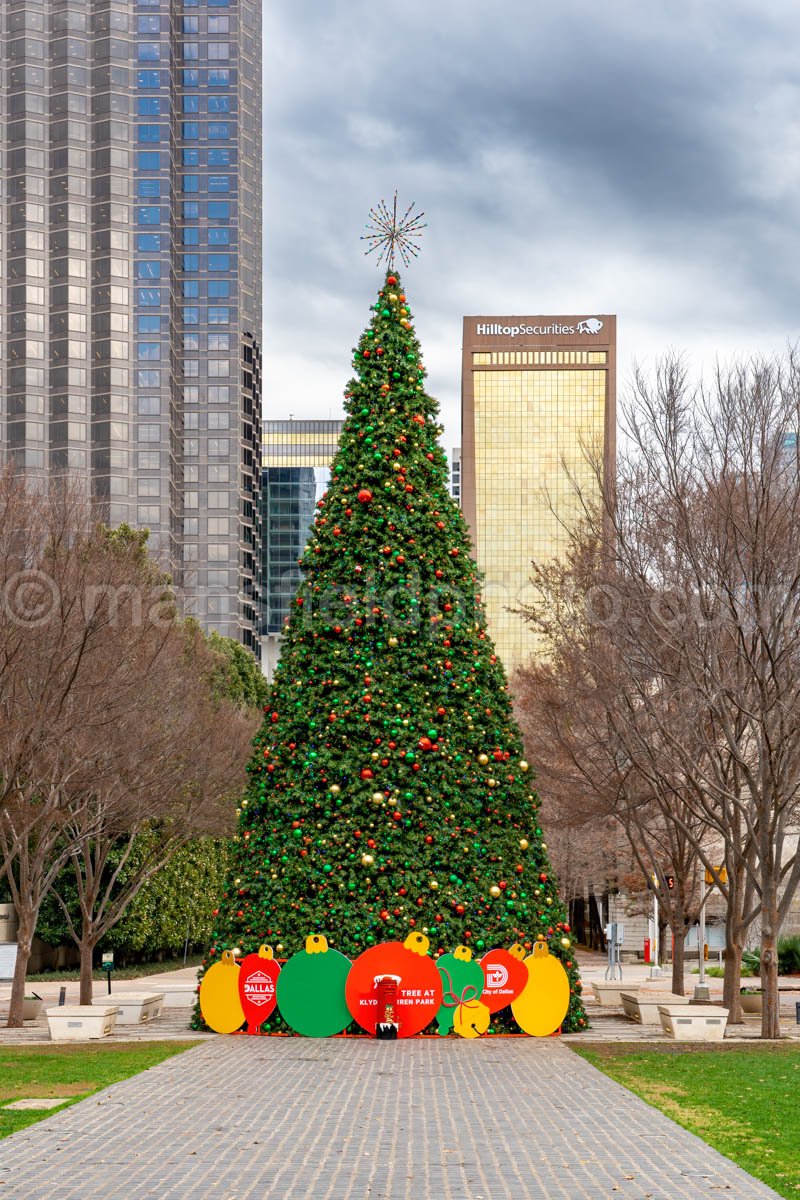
[0,1036,784,1200]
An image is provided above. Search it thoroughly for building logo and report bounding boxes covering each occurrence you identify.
[475,319,604,337]
[486,964,509,989]
[242,970,276,1008]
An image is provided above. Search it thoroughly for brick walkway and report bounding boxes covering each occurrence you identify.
[0,1038,783,1200]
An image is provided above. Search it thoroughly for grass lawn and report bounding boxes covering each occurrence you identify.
[573,1042,800,1199]
[0,1041,198,1139]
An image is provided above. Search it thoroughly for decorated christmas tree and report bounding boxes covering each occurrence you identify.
[206,205,586,1031]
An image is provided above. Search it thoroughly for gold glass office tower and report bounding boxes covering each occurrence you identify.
[461,315,616,672]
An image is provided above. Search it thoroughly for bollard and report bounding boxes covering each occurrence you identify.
[796,1000,800,1025]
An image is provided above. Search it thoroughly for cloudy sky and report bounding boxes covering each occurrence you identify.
[262,0,800,450]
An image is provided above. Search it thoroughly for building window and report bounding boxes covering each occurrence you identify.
[138,424,160,442]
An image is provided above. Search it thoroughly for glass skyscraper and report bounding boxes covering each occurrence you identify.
[0,0,262,653]
[261,420,342,678]
[461,315,616,672]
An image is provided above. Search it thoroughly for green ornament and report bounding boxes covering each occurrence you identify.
[275,938,352,1037]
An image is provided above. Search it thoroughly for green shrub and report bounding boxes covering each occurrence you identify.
[37,837,231,965]
[741,935,800,976]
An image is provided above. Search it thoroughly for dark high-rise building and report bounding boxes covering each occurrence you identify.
[0,0,262,653]
[261,419,342,678]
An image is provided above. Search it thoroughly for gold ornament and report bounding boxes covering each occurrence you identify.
[329,785,340,795]
[561,937,571,949]
[371,791,384,803]
[454,998,490,1039]
[519,839,529,850]
[429,879,439,889]
[361,853,374,866]
[489,885,501,898]
[478,753,489,765]
[388,636,398,647]
[519,760,529,772]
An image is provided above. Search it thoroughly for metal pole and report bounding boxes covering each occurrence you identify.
[649,888,663,979]
[693,874,710,1001]
[699,875,706,988]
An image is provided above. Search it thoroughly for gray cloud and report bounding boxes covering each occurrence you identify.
[262,0,800,447]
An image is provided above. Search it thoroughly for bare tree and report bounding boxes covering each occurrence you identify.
[520,353,800,1036]
[0,474,178,1025]
[516,649,708,996]
[53,625,258,1004]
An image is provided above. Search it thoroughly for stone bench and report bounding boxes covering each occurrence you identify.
[47,1005,118,1041]
[621,991,691,1025]
[591,981,627,1006]
[93,992,164,1024]
[659,1004,728,1040]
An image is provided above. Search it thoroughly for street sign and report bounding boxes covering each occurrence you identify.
[101,952,114,970]
[704,865,728,887]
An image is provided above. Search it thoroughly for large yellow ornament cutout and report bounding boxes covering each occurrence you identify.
[199,949,246,1034]
[511,937,570,1037]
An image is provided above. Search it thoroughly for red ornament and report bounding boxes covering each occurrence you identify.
[357,489,373,504]
[479,948,528,1014]
[345,935,442,1037]
[237,946,281,1033]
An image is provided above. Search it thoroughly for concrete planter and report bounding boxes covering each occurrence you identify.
[621,991,691,1025]
[659,1004,728,1041]
[46,1005,118,1041]
[93,992,164,1024]
[159,983,198,1008]
[740,992,762,1014]
[591,981,627,1006]
[22,996,43,1023]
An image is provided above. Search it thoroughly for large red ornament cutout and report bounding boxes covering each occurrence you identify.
[479,944,529,1014]
[346,933,442,1037]
[237,945,280,1034]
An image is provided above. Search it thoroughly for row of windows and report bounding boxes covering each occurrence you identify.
[136,230,231,249]
[137,68,231,88]
[136,168,231,197]
[134,255,232,277]
[137,15,230,34]
[137,202,230,223]
[137,42,230,62]
[473,350,608,365]
[137,96,231,116]
[138,123,230,141]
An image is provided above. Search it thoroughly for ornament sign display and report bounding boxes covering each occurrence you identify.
[346,933,442,1037]
[275,935,352,1038]
[237,945,280,1034]
[511,938,571,1037]
[199,949,245,1034]
[479,944,529,1014]
[435,945,485,1036]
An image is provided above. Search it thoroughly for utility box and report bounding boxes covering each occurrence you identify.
[0,903,18,943]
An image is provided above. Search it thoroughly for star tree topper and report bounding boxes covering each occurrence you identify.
[361,192,427,269]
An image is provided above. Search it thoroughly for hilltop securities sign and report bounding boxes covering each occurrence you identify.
[475,318,604,337]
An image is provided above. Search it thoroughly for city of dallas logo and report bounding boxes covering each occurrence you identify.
[476,318,603,336]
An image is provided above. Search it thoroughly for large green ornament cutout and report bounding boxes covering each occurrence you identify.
[275,935,352,1038]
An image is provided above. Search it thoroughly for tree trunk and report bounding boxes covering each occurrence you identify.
[671,927,686,995]
[760,883,781,1039]
[7,916,34,1028]
[78,940,95,1006]
[722,935,744,1023]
